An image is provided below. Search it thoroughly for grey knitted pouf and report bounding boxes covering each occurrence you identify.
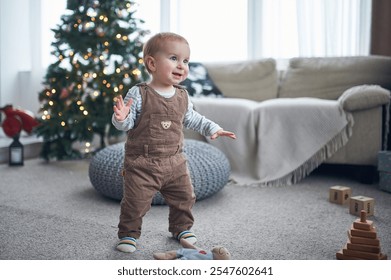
[88,139,230,205]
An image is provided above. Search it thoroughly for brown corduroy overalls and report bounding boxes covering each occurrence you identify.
[118,83,196,239]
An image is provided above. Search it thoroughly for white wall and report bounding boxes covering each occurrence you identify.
[0,0,42,114]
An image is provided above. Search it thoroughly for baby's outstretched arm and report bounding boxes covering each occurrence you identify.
[210,129,236,140]
[113,95,132,122]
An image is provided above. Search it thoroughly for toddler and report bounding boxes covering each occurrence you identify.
[112,32,236,253]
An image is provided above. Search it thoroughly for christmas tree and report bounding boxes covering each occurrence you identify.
[36,0,149,160]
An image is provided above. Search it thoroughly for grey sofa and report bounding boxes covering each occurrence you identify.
[185,56,391,184]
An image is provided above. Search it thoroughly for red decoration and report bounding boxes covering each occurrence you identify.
[0,105,40,138]
[60,88,69,99]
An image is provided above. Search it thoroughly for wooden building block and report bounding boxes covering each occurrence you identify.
[350,226,377,239]
[353,210,373,230]
[329,186,351,204]
[337,250,388,260]
[348,231,380,246]
[349,196,375,216]
[336,250,361,260]
[353,219,373,230]
[342,245,381,260]
[346,242,381,253]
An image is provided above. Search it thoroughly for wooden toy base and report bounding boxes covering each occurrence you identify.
[336,250,387,260]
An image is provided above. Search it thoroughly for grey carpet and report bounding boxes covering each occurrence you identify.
[1,159,390,260]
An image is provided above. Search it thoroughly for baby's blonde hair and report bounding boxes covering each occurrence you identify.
[143,32,189,73]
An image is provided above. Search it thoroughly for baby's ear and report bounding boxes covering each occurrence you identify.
[145,55,156,72]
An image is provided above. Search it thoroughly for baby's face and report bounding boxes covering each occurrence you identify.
[152,40,190,85]
[212,246,231,260]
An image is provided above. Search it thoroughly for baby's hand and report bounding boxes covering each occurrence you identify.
[210,129,236,140]
[113,95,132,121]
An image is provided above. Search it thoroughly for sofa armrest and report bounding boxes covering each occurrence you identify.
[338,85,390,112]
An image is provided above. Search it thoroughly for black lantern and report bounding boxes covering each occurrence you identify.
[9,136,24,166]
[1,105,39,166]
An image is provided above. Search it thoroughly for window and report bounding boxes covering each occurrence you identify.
[133,0,161,36]
[169,0,248,62]
[136,0,248,62]
[41,0,67,66]
[42,0,372,65]
[254,0,372,59]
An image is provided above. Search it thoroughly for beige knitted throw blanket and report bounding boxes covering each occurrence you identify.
[192,97,354,186]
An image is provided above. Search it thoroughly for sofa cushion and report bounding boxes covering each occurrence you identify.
[204,59,278,101]
[180,62,224,98]
[279,56,391,100]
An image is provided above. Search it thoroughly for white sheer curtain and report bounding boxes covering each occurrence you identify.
[168,0,248,62]
[41,0,372,64]
[256,0,372,59]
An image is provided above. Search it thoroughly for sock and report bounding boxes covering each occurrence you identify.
[116,237,137,253]
[176,230,197,245]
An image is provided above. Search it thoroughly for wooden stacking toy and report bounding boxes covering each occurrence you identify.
[336,210,387,260]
